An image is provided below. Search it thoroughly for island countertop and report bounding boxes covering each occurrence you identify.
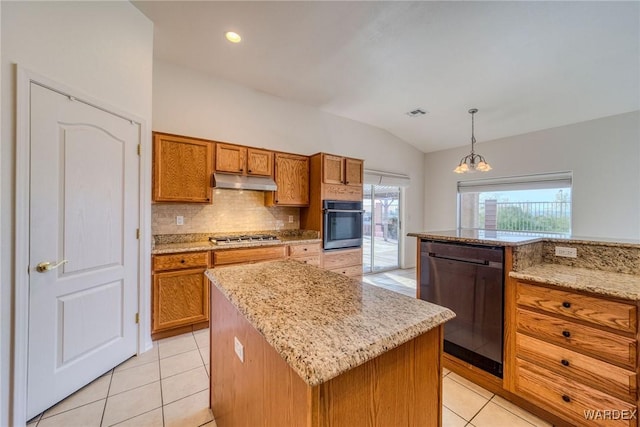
[510,264,640,301]
[205,260,455,386]
[408,229,640,248]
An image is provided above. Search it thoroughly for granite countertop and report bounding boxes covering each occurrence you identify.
[408,229,640,248]
[152,234,321,255]
[407,230,544,246]
[510,264,640,301]
[205,260,455,386]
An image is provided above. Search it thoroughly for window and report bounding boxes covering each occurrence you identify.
[458,172,572,235]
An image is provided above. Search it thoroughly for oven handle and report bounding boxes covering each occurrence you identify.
[428,252,490,266]
[323,209,365,213]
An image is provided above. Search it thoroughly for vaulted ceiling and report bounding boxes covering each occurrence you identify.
[133,1,640,153]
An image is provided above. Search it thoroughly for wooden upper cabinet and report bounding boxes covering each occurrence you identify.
[322,154,344,185]
[246,148,273,176]
[216,143,273,176]
[344,158,363,186]
[153,133,214,203]
[266,153,309,206]
[216,143,245,174]
[322,154,363,187]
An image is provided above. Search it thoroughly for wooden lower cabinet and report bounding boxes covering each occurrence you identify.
[212,245,287,266]
[322,247,362,279]
[515,359,636,427]
[288,242,321,267]
[152,251,210,340]
[511,280,639,427]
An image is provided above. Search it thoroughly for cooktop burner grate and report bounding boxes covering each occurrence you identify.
[209,234,280,245]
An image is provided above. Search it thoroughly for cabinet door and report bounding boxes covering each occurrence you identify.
[273,153,309,206]
[322,154,344,185]
[153,133,213,203]
[216,143,246,174]
[152,267,209,333]
[344,158,363,186]
[246,148,273,176]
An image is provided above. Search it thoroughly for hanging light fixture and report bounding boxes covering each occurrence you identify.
[453,108,492,173]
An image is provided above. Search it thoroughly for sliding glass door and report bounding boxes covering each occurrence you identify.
[363,185,401,273]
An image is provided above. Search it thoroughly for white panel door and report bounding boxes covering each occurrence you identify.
[27,83,139,418]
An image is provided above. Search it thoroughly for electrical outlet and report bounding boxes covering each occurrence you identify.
[555,246,577,258]
[176,216,184,226]
[288,215,294,223]
[234,336,244,363]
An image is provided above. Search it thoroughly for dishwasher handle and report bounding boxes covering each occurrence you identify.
[427,252,493,267]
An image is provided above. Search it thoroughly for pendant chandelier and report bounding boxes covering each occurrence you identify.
[453,108,492,174]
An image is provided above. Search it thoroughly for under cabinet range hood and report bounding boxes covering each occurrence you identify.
[212,173,277,192]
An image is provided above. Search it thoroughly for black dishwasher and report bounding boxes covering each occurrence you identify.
[419,240,504,378]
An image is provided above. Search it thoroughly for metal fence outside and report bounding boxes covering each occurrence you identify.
[480,200,571,234]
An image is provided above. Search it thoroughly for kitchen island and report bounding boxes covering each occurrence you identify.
[409,230,640,427]
[205,260,455,427]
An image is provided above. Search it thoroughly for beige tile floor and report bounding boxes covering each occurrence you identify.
[27,269,552,427]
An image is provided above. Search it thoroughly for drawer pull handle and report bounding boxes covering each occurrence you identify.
[562,301,571,308]
[562,395,571,403]
[561,359,570,367]
[180,259,186,264]
[303,248,308,251]
[562,330,571,338]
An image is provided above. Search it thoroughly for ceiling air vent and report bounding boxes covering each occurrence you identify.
[405,108,427,117]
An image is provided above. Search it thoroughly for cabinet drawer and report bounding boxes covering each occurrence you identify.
[517,309,637,369]
[322,248,362,270]
[515,358,637,427]
[153,251,209,272]
[517,333,638,402]
[213,245,287,266]
[330,264,362,278]
[289,243,321,257]
[517,282,637,333]
[292,256,321,267]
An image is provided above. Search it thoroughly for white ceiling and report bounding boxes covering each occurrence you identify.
[133,1,640,153]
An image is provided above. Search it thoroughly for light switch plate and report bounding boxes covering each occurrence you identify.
[176,216,184,226]
[288,215,294,223]
[555,246,577,258]
[234,336,244,363]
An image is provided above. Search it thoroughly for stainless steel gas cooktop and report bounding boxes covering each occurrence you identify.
[209,234,280,246]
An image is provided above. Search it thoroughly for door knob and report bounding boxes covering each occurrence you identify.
[36,259,68,273]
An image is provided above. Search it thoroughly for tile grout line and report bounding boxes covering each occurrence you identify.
[159,343,166,427]
[446,373,494,400]
[488,395,541,427]
[467,397,493,425]
[99,368,115,427]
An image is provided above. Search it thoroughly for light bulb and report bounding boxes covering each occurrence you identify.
[225,31,242,43]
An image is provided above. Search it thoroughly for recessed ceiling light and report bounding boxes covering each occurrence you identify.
[225,31,242,43]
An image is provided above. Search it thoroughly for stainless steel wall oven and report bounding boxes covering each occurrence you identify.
[322,200,364,250]
[419,240,505,378]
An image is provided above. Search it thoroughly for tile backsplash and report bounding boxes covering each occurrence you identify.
[152,189,300,235]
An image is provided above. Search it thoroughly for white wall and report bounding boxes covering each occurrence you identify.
[152,59,425,268]
[424,111,640,240]
[1,2,153,425]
